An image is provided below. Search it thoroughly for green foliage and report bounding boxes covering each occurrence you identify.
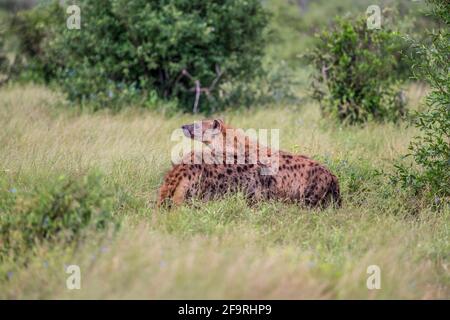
[10,1,64,82]
[0,32,8,79]
[0,173,118,259]
[306,16,407,124]
[265,0,434,68]
[393,0,449,205]
[48,0,268,112]
[0,10,12,85]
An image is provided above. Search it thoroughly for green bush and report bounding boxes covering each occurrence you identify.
[48,0,268,112]
[0,10,12,85]
[0,32,8,83]
[393,0,449,206]
[266,0,437,68]
[10,1,64,82]
[306,16,407,124]
[0,173,118,259]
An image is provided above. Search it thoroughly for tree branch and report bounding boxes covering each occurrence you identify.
[174,65,224,113]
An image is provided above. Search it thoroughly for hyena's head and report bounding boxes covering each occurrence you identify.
[181,119,225,145]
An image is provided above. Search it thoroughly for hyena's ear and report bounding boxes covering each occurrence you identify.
[213,119,224,131]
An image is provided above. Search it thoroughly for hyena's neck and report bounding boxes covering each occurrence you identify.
[206,127,272,164]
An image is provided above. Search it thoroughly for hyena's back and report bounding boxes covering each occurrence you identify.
[158,151,341,208]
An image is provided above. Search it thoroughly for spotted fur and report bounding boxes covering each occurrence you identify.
[158,120,341,208]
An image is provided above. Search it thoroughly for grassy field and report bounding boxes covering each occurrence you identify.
[0,84,449,299]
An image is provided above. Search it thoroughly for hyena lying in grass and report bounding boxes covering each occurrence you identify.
[158,119,341,208]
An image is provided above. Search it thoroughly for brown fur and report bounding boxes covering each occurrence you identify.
[158,120,341,208]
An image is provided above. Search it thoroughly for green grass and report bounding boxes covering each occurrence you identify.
[0,84,448,299]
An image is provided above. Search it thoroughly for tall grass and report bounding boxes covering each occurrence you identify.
[0,84,448,299]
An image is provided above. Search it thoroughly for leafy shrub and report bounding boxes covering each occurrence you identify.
[0,173,118,259]
[306,16,407,124]
[392,0,449,206]
[0,10,13,85]
[48,0,268,112]
[0,32,8,84]
[266,0,437,69]
[10,0,64,82]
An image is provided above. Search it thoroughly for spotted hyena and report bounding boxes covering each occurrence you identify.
[158,119,341,208]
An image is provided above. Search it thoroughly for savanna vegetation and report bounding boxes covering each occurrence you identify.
[0,0,448,299]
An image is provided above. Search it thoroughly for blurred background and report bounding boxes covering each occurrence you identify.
[0,0,439,113]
